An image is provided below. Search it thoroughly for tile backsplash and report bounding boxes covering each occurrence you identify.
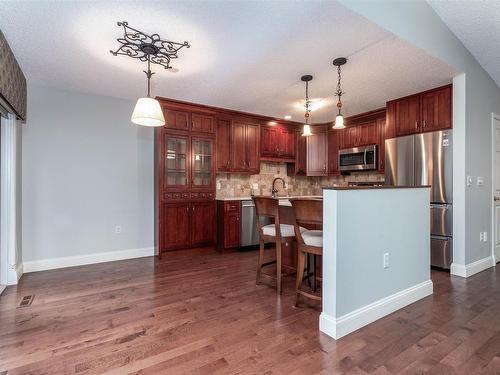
[216,162,384,198]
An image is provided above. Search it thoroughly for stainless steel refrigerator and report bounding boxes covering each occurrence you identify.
[385,130,453,269]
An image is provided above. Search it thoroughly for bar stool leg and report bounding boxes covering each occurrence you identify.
[256,239,264,285]
[313,255,317,292]
[295,250,306,307]
[276,241,282,295]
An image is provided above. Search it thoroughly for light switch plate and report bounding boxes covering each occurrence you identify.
[383,253,389,269]
[477,177,485,186]
[467,176,473,187]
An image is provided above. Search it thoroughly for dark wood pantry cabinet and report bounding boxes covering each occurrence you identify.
[156,99,217,256]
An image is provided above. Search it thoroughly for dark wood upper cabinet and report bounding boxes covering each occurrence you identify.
[420,85,452,132]
[339,121,377,149]
[162,132,190,191]
[394,95,420,136]
[163,109,189,131]
[260,125,296,160]
[340,126,358,149]
[289,131,307,176]
[230,120,260,174]
[230,121,247,172]
[191,201,216,247]
[191,114,215,134]
[385,101,397,140]
[260,127,278,157]
[327,130,339,176]
[388,84,452,137]
[191,136,215,191]
[307,127,328,176]
[279,127,296,159]
[216,119,231,172]
[246,123,260,173]
[358,122,378,146]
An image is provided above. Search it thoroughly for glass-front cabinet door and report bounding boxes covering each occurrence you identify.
[191,136,214,190]
[164,134,189,190]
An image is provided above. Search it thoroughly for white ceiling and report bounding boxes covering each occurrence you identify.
[428,0,500,88]
[0,1,457,122]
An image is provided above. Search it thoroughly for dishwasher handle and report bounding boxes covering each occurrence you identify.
[241,201,255,208]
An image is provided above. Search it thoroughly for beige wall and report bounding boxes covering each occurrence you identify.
[216,162,384,198]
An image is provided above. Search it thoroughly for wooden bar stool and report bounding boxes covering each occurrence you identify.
[290,198,323,307]
[253,196,303,295]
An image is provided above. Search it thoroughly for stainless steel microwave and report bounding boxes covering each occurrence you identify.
[339,145,378,171]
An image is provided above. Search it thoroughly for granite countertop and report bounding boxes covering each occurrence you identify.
[323,185,431,190]
[216,195,322,201]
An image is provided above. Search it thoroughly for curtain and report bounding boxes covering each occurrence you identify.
[0,30,26,121]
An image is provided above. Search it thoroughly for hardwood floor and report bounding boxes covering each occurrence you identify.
[1,248,500,374]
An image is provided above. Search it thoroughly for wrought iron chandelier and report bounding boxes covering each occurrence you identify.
[301,75,313,136]
[332,57,347,130]
[110,21,190,127]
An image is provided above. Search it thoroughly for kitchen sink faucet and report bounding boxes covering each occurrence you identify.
[271,177,286,198]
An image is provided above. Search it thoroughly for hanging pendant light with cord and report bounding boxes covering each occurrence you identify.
[131,56,165,127]
[332,57,347,130]
[301,75,313,136]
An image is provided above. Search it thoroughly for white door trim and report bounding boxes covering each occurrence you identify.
[491,113,500,264]
[0,113,21,285]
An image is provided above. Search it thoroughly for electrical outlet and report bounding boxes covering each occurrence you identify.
[480,232,484,242]
[114,225,122,234]
[216,181,221,190]
[477,177,485,186]
[383,253,389,269]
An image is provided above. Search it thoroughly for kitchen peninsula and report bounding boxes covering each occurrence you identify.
[320,186,432,339]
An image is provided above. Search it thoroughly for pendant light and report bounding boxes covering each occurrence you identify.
[110,21,190,127]
[301,75,313,136]
[332,57,347,130]
[131,56,165,126]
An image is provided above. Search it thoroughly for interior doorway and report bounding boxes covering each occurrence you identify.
[492,114,500,263]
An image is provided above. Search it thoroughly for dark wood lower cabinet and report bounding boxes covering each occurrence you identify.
[217,201,241,251]
[161,203,191,251]
[191,201,216,247]
[160,200,215,253]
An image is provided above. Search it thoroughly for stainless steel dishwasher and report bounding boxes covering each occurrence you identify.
[240,200,269,247]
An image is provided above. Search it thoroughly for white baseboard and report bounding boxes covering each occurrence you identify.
[320,280,433,340]
[23,247,155,273]
[6,263,23,285]
[0,284,6,295]
[450,256,495,278]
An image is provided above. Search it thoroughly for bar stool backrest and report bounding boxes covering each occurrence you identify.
[289,199,323,246]
[252,196,281,240]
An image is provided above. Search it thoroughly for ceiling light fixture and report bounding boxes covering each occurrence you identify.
[110,21,190,127]
[332,57,347,130]
[284,115,292,120]
[301,75,313,137]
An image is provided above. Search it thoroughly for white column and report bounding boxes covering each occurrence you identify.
[1,113,21,285]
